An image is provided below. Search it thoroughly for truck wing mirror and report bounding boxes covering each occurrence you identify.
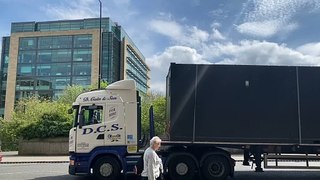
[67,108,73,114]
[78,109,85,129]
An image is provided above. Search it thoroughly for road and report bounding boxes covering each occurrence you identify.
[0,162,320,180]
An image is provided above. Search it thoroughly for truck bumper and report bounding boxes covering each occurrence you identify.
[69,153,90,175]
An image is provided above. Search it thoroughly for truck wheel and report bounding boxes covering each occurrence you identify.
[167,153,197,180]
[93,156,121,180]
[201,155,230,180]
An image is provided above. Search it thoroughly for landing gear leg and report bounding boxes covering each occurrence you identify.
[242,149,250,166]
[253,152,263,172]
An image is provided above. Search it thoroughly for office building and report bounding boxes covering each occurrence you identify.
[0,18,150,119]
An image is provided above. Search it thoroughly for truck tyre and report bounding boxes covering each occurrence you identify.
[166,153,197,180]
[93,156,120,180]
[201,155,230,180]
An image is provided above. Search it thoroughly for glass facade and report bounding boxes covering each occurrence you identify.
[15,35,92,100]
[125,46,149,94]
[11,18,113,33]
[102,31,121,83]
[0,37,10,116]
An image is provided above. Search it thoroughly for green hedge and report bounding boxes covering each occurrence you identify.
[19,113,72,140]
[0,98,73,151]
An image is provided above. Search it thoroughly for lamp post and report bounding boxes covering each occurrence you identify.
[98,0,102,89]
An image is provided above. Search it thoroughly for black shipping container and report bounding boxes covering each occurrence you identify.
[166,63,320,145]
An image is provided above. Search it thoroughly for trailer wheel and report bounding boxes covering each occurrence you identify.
[201,155,230,180]
[166,153,197,180]
[92,156,121,180]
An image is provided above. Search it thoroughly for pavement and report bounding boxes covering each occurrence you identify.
[0,151,245,164]
[0,151,69,164]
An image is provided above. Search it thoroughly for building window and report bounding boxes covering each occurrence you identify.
[52,50,72,62]
[73,62,91,75]
[73,49,92,61]
[37,64,51,76]
[38,37,52,49]
[16,79,35,91]
[51,63,71,76]
[38,51,52,63]
[74,35,92,48]
[52,77,71,90]
[38,36,72,49]
[72,76,91,86]
[49,22,60,31]
[52,36,72,48]
[17,64,35,76]
[19,38,36,50]
[37,23,50,31]
[36,78,52,90]
[12,22,35,33]
[18,51,36,63]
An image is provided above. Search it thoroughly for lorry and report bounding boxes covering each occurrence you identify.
[68,63,320,180]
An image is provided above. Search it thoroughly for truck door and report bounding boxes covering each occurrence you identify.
[75,104,105,153]
[104,102,125,146]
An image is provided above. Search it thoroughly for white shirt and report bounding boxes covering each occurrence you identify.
[141,147,163,180]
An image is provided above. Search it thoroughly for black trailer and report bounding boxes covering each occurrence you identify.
[162,63,320,179]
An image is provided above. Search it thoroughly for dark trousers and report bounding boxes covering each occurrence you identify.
[141,176,162,180]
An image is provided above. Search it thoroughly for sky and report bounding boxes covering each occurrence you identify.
[1,0,320,93]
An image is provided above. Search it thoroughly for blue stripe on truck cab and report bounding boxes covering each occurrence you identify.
[69,146,127,175]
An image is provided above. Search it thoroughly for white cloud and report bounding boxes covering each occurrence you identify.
[187,26,210,45]
[214,40,320,66]
[296,42,320,57]
[44,0,98,19]
[237,20,282,38]
[147,46,209,69]
[147,46,210,92]
[237,0,320,37]
[211,22,221,29]
[211,28,226,41]
[44,0,136,21]
[147,14,320,92]
[150,82,166,94]
[149,20,183,40]
[237,20,298,38]
[149,19,226,49]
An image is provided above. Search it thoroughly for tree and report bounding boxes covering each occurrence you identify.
[58,81,108,105]
[88,80,108,90]
[58,85,85,105]
[20,112,72,140]
[141,92,167,137]
[0,97,73,150]
[0,81,111,150]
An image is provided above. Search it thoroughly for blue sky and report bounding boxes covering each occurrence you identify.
[1,0,320,92]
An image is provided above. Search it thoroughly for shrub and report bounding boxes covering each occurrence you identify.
[0,97,73,150]
[20,112,72,140]
[141,92,167,137]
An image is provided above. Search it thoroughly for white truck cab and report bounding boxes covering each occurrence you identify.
[69,80,142,179]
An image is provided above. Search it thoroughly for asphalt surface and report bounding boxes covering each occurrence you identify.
[1,162,320,180]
